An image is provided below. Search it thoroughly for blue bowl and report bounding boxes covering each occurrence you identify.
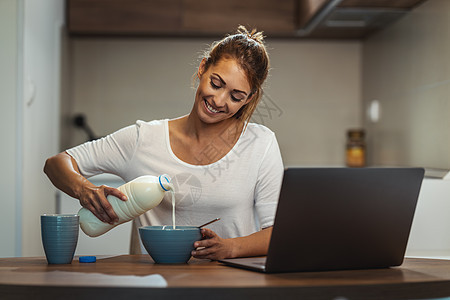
[139,226,201,264]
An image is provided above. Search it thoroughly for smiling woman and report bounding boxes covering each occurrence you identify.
[193,58,252,125]
[198,26,270,123]
[44,26,284,261]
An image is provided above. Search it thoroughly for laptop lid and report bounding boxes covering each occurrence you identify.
[221,167,424,273]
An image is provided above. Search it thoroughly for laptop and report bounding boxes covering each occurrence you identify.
[219,167,425,273]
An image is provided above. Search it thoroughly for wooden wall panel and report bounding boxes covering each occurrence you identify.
[182,0,296,35]
[68,0,296,36]
[68,0,184,34]
[66,0,428,38]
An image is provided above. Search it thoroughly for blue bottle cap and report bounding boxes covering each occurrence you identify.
[159,174,172,191]
[79,256,96,263]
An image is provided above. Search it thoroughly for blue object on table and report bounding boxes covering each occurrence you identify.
[79,256,96,263]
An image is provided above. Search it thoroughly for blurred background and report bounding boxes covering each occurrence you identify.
[1,0,449,258]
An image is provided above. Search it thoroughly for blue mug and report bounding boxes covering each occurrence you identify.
[41,214,79,264]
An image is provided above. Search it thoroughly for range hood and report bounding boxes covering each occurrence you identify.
[297,0,427,39]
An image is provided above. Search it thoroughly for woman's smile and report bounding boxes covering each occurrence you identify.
[203,99,223,114]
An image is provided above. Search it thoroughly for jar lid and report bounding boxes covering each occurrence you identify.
[347,129,365,138]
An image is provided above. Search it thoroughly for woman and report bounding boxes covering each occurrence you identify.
[44,26,283,260]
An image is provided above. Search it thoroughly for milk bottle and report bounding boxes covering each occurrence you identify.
[79,174,172,237]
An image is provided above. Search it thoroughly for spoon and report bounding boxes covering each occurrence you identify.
[198,218,220,228]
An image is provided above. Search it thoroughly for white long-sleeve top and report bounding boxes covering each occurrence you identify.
[67,119,283,244]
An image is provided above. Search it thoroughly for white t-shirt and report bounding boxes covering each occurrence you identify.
[67,119,284,244]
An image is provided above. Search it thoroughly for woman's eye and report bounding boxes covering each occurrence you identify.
[210,80,220,89]
[231,94,244,102]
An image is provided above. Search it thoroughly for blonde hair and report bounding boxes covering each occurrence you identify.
[199,26,270,124]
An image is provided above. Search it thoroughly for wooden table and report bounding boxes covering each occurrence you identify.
[1,255,450,300]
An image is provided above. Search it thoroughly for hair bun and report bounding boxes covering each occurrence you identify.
[237,25,265,44]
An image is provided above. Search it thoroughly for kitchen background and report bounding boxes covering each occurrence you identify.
[1,0,449,258]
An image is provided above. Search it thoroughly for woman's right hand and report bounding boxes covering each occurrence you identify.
[43,151,128,225]
[78,184,127,224]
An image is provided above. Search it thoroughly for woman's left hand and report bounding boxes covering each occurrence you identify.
[191,228,234,260]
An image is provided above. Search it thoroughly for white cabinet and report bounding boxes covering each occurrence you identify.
[0,0,20,258]
[406,178,450,259]
[0,0,65,257]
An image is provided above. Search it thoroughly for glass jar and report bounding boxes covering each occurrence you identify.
[346,129,366,167]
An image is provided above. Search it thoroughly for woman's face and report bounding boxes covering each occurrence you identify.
[194,58,252,124]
